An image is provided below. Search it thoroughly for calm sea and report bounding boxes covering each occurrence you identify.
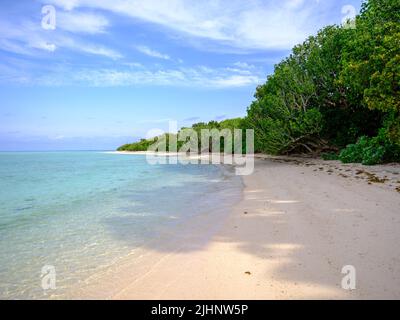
[0,151,242,299]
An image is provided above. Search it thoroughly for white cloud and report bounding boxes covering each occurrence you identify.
[78,43,122,59]
[21,63,262,88]
[233,62,255,69]
[224,62,257,75]
[0,39,33,56]
[0,19,121,59]
[30,41,57,52]
[44,0,326,50]
[135,45,170,60]
[57,12,110,34]
[72,68,185,86]
[210,75,260,88]
[71,66,262,88]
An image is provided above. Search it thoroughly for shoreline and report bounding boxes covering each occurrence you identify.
[62,160,244,299]
[74,154,400,299]
[111,151,400,194]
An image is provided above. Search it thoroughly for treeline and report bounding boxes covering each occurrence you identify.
[119,0,399,165]
[117,118,246,152]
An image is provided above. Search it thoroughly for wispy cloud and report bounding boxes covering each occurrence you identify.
[0,39,33,56]
[44,0,332,50]
[77,43,122,59]
[73,63,262,88]
[233,62,255,69]
[135,45,170,60]
[0,20,57,55]
[57,12,110,34]
[2,61,262,88]
[73,69,229,88]
[209,75,260,88]
[0,19,121,59]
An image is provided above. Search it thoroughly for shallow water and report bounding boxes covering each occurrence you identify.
[0,151,242,299]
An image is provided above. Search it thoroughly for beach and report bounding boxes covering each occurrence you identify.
[3,152,399,299]
[103,155,400,300]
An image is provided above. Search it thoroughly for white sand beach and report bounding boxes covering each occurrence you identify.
[77,155,400,300]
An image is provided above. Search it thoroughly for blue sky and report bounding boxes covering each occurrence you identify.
[0,0,361,150]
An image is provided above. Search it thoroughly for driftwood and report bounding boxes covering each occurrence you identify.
[282,135,338,156]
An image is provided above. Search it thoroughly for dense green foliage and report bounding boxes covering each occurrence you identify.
[339,136,385,165]
[244,0,399,164]
[339,128,400,165]
[119,0,399,165]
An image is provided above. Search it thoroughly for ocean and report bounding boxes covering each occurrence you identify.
[0,151,242,299]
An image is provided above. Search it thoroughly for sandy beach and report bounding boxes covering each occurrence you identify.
[76,155,400,300]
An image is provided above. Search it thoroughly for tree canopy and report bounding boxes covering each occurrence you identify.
[244,0,399,164]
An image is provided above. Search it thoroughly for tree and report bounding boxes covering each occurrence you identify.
[246,54,326,155]
[340,0,400,145]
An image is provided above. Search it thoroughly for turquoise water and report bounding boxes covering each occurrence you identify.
[0,152,242,299]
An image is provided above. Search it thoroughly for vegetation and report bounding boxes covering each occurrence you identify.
[118,118,246,153]
[245,0,399,164]
[119,0,399,165]
[118,138,159,152]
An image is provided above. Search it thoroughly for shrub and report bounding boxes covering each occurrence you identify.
[338,128,400,165]
[339,140,365,164]
[321,152,339,161]
[339,136,384,165]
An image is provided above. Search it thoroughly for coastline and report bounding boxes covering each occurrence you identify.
[77,153,400,299]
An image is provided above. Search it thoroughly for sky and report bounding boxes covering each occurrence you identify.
[0,0,361,151]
